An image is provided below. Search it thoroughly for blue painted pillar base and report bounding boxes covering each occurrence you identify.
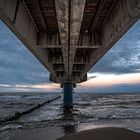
[63,83,73,112]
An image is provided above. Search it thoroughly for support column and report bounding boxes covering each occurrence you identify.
[63,82,73,111]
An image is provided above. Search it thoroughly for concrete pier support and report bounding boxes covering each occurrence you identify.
[63,83,73,111]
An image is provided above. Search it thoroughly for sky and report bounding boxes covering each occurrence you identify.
[0,20,140,93]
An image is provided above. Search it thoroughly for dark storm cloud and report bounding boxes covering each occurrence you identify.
[0,21,50,85]
[90,20,140,74]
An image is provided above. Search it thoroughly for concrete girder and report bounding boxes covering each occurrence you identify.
[54,0,69,78]
[55,0,86,80]
[69,0,86,77]
[50,72,87,84]
[36,45,101,49]
[91,0,109,31]
[32,0,48,32]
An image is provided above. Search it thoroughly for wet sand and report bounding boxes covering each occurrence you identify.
[4,126,64,140]
[58,127,140,140]
[1,127,140,140]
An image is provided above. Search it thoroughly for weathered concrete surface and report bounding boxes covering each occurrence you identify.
[55,0,69,80]
[0,0,140,85]
[69,0,86,78]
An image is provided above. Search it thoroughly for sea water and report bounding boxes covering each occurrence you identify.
[0,92,140,138]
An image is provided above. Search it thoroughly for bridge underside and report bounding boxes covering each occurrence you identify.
[0,0,140,109]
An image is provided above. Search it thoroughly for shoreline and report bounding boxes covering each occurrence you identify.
[58,127,140,140]
[1,125,140,140]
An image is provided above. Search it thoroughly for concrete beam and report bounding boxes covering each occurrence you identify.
[77,45,101,49]
[32,0,48,31]
[36,45,101,49]
[102,0,140,48]
[91,0,108,31]
[54,0,69,78]
[78,31,102,46]
[36,45,61,49]
[72,73,87,83]
[69,0,86,77]
[0,0,56,76]
[81,0,140,77]
[38,32,60,46]
[50,73,63,83]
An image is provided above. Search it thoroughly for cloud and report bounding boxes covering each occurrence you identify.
[103,84,140,93]
[77,73,140,93]
[77,83,140,93]
[93,84,140,93]
[0,83,60,92]
[0,20,50,85]
[90,20,140,74]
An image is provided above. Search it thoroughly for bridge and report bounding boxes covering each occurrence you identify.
[0,0,140,110]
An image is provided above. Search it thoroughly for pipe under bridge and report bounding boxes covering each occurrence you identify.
[0,0,140,110]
